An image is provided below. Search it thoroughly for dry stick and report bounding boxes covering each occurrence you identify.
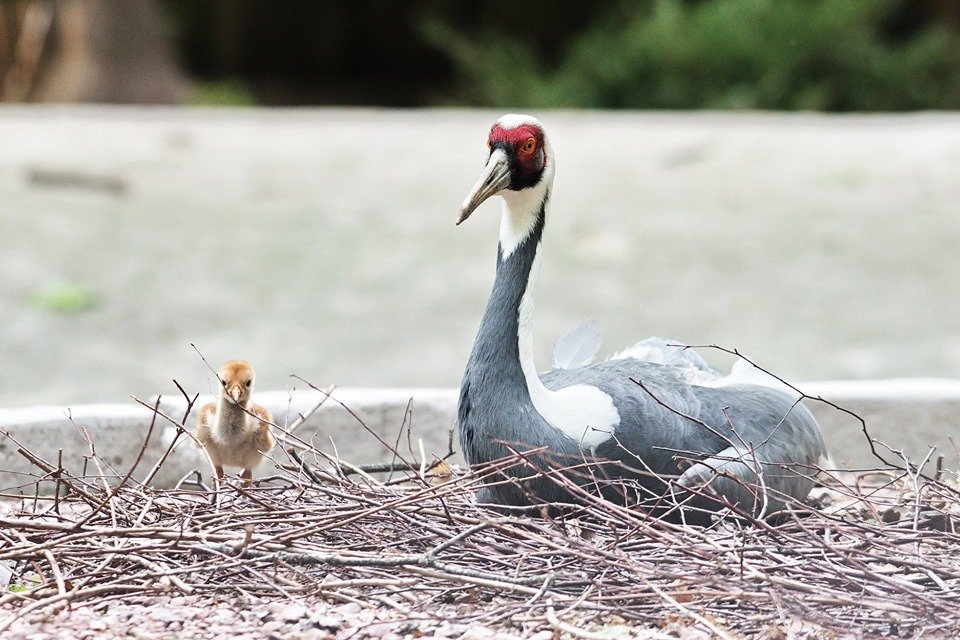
[138,379,199,488]
[645,581,734,640]
[0,431,101,505]
[291,375,418,472]
[3,482,952,632]
[73,397,159,529]
[389,397,415,481]
[130,396,222,506]
[265,381,443,481]
[908,446,937,536]
[244,484,472,552]
[41,550,66,600]
[53,449,63,514]
[786,508,955,613]
[3,387,960,638]
[683,343,919,478]
[522,569,556,609]
[423,523,489,560]
[265,464,478,541]
[286,447,335,484]
[274,382,338,451]
[545,604,670,640]
[191,542,546,592]
[71,422,119,504]
[331,441,385,486]
[0,497,162,631]
[125,555,193,594]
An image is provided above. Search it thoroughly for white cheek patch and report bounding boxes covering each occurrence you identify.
[499,189,546,260]
[497,142,555,260]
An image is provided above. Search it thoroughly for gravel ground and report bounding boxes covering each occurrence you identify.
[0,595,793,640]
[1,596,528,640]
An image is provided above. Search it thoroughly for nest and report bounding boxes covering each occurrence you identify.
[1,392,959,639]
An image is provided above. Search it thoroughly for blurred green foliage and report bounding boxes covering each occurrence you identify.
[30,283,97,315]
[422,0,960,110]
[189,79,256,106]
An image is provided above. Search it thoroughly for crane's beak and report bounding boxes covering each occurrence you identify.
[457,148,512,225]
[228,384,243,402]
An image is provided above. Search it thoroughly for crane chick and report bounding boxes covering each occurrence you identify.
[193,360,274,483]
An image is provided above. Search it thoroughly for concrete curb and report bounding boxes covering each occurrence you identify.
[802,379,960,470]
[1,380,958,491]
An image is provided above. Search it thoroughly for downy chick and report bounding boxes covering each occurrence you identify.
[194,360,274,482]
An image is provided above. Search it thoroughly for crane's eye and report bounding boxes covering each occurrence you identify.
[519,137,536,155]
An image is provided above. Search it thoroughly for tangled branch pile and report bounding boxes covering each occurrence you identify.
[1,402,959,639]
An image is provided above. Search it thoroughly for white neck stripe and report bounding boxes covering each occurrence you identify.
[516,244,620,449]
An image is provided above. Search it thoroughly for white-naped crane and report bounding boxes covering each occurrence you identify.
[454,114,827,523]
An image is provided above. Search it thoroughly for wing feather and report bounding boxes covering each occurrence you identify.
[551,318,602,370]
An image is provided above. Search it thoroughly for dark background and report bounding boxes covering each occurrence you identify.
[2,0,959,110]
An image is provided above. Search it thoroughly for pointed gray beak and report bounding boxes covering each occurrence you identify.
[457,148,512,225]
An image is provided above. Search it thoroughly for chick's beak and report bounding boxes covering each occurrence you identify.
[228,385,243,402]
[457,148,512,225]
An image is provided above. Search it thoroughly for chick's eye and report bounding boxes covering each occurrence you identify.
[245,380,251,387]
[520,137,536,155]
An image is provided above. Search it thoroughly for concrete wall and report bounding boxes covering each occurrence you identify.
[803,379,960,471]
[1,380,958,492]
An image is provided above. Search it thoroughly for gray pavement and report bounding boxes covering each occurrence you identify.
[1,107,959,408]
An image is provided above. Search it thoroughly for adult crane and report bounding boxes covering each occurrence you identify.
[455,114,826,523]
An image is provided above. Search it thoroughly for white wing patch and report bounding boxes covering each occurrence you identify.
[537,384,620,450]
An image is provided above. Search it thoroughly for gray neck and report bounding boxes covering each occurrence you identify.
[458,208,546,460]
